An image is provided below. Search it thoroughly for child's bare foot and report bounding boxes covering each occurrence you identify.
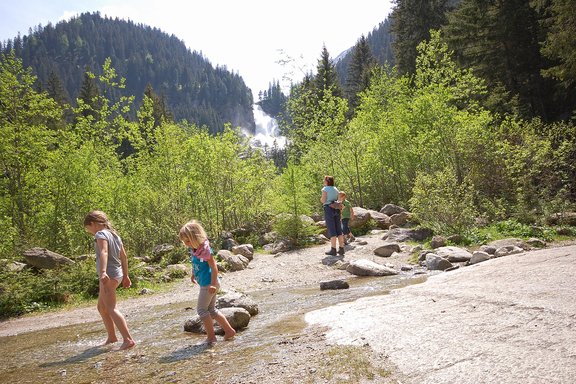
[224,329,236,341]
[119,339,136,350]
[103,338,118,345]
[205,337,217,344]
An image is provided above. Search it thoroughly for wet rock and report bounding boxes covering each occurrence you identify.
[216,290,259,316]
[320,279,349,290]
[184,307,250,334]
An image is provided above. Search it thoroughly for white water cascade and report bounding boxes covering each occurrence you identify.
[248,104,287,149]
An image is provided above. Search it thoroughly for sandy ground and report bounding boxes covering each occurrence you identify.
[2,234,575,383]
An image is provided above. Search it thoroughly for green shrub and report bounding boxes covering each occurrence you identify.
[409,169,478,235]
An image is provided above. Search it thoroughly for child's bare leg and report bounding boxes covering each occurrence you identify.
[98,281,118,344]
[213,312,236,340]
[100,278,135,350]
[201,316,217,343]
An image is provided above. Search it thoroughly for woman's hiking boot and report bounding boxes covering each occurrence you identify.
[325,247,337,256]
[337,247,345,256]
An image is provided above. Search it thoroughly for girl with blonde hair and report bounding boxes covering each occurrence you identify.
[179,220,236,344]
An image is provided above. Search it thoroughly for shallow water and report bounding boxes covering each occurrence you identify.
[0,274,426,383]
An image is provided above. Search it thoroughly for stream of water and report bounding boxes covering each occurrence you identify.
[0,274,426,383]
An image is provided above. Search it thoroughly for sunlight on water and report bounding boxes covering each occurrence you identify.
[0,273,426,383]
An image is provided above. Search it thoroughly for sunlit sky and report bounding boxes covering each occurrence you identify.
[0,0,394,97]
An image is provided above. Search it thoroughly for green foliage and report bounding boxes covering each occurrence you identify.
[409,168,479,235]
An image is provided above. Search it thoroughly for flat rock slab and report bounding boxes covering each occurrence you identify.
[307,245,576,384]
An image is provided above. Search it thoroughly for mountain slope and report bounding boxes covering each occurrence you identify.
[1,12,255,133]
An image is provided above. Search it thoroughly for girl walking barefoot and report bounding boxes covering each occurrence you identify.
[179,220,236,344]
[84,210,136,350]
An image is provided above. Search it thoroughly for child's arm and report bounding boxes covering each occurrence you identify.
[207,256,219,294]
[119,245,132,288]
[96,238,109,281]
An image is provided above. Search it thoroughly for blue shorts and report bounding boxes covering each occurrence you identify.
[342,218,351,235]
[324,204,343,238]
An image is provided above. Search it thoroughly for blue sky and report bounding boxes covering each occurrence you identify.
[0,0,394,96]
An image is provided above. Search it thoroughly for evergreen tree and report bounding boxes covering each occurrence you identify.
[77,69,101,119]
[344,35,377,113]
[536,0,576,102]
[315,45,342,98]
[143,83,173,127]
[443,0,560,120]
[390,0,452,75]
[45,70,70,106]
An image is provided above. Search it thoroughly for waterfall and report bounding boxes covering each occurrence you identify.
[248,105,287,148]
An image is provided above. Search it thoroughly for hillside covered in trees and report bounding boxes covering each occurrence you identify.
[0,12,255,133]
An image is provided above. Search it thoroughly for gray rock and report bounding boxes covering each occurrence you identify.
[216,291,259,316]
[380,204,407,216]
[320,279,350,290]
[431,236,446,249]
[346,259,398,276]
[470,251,491,265]
[232,244,254,261]
[385,228,433,243]
[488,238,530,251]
[22,248,74,269]
[434,246,473,262]
[374,242,401,257]
[184,307,250,334]
[479,245,497,255]
[494,245,524,258]
[425,253,453,271]
[217,250,249,271]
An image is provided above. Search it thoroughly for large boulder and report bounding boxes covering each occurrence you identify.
[380,204,407,216]
[217,250,249,271]
[425,253,453,271]
[433,246,473,262]
[231,244,254,261]
[22,248,75,269]
[216,290,259,316]
[374,242,401,257]
[346,259,398,276]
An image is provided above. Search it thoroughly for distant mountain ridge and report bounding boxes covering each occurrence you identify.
[1,12,255,133]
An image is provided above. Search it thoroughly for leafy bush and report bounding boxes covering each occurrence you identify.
[409,169,479,235]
